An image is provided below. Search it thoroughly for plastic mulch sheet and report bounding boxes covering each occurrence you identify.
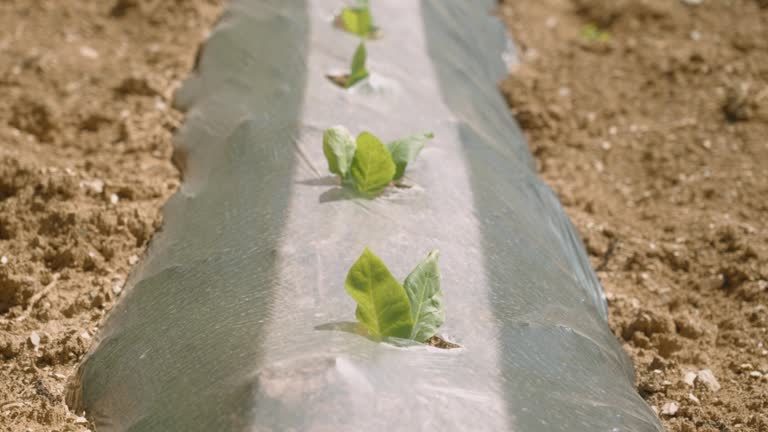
[67,1,663,431]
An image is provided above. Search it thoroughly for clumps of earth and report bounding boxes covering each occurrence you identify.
[0,154,162,317]
[499,0,768,430]
[0,0,222,430]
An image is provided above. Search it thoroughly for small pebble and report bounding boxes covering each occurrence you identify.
[74,416,88,424]
[110,193,119,205]
[594,160,604,173]
[697,369,721,392]
[0,256,7,265]
[661,402,679,416]
[749,371,762,379]
[29,332,40,347]
[80,179,104,194]
[128,255,139,265]
[545,16,558,28]
[79,46,99,59]
[688,393,700,404]
[112,279,124,295]
[691,31,701,41]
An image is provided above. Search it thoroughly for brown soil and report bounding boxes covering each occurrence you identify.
[0,0,221,430]
[2,0,766,431]
[427,335,461,350]
[326,73,352,88]
[499,0,768,431]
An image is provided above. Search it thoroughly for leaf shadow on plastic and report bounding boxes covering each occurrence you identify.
[314,321,460,350]
[298,179,403,204]
[314,321,421,348]
[318,187,356,203]
[314,321,368,336]
[296,176,339,187]
[295,173,357,204]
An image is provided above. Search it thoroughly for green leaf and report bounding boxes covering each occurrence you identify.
[340,6,372,38]
[403,249,444,342]
[580,24,610,42]
[350,132,395,194]
[346,42,369,88]
[323,126,356,177]
[344,248,414,339]
[386,132,434,180]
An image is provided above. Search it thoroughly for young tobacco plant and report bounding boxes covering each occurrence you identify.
[346,41,369,88]
[338,0,376,38]
[322,126,433,195]
[344,248,444,342]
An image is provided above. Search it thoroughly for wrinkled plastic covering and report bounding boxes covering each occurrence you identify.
[68,1,663,431]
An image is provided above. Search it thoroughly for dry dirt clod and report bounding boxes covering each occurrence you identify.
[696,369,721,392]
[661,401,679,416]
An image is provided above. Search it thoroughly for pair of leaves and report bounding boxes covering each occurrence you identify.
[339,1,374,38]
[323,126,433,195]
[323,127,393,194]
[344,248,444,342]
[347,42,369,88]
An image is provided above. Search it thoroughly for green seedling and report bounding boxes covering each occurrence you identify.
[336,0,377,38]
[326,41,369,89]
[322,126,433,196]
[345,248,445,343]
[347,41,369,88]
[581,23,610,42]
